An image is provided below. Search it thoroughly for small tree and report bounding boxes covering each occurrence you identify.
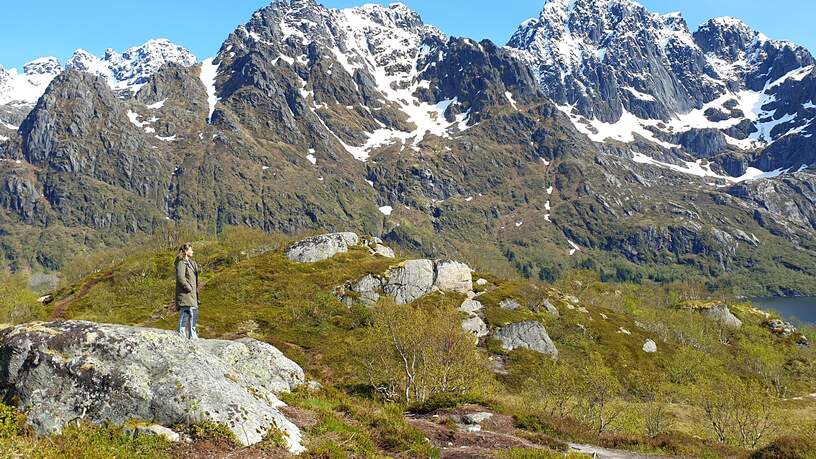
[360,300,491,405]
[576,355,624,435]
[731,381,778,449]
[698,376,779,447]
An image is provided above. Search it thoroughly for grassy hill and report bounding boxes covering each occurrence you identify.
[1,227,815,458]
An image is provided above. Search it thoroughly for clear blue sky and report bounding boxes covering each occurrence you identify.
[2,1,814,70]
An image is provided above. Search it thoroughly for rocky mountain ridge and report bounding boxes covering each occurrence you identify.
[507,0,816,175]
[0,39,196,129]
[1,0,816,295]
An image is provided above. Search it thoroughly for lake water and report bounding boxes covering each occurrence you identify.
[750,296,816,325]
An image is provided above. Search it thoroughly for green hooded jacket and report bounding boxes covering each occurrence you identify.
[175,258,199,309]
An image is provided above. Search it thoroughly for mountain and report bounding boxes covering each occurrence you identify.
[506,0,816,174]
[0,39,196,130]
[66,38,197,93]
[0,57,62,129]
[1,0,816,295]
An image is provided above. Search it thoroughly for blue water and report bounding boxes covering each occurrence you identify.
[751,297,816,325]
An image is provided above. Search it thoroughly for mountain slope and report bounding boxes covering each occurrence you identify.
[0,0,816,295]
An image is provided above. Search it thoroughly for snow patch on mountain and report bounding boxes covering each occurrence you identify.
[630,151,786,182]
[199,58,220,123]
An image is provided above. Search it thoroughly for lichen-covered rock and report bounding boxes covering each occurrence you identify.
[346,274,383,306]
[539,299,559,318]
[459,299,484,314]
[642,339,657,353]
[494,321,558,359]
[384,259,436,304]
[500,299,521,310]
[286,232,360,263]
[433,260,473,293]
[704,304,742,328]
[461,316,489,338]
[0,321,305,453]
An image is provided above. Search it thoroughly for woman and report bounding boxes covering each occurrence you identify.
[175,243,200,340]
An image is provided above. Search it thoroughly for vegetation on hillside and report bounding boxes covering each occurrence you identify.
[0,227,814,458]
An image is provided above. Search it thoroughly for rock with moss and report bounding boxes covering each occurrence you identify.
[494,320,558,359]
[461,315,489,339]
[433,260,473,293]
[286,232,361,263]
[0,321,305,453]
[500,299,521,310]
[384,259,436,304]
[539,299,559,318]
[704,304,742,328]
[339,274,383,306]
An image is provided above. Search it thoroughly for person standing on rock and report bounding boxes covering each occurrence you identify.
[175,243,200,340]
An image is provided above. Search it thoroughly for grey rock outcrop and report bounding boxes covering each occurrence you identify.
[286,232,360,263]
[461,316,489,338]
[764,318,798,337]
[494,320,558,359]
[0,321,305,453]
[704,304,743,328]
[383,259,436,304]
[433,260,473,293]
[499,299,521,310]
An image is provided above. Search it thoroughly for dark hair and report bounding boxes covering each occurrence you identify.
[176,243,193,261]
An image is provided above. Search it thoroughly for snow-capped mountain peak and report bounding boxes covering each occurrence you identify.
[507,0,816,175]
[0,57,62,107]
[66,39,197,92]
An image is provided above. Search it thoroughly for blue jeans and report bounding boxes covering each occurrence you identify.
[177,307,199,340]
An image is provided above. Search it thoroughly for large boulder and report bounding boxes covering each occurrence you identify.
[0,321,305,453]
[494,321,558,359]
[433,260,473,293]
[383,259,436,304]
[286,232,360,263]
[704,304,742,328]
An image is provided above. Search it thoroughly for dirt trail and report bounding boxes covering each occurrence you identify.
[48,272,114,320]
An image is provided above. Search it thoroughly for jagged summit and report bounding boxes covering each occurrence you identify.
[506,0,816,172]
[66,38,197,92]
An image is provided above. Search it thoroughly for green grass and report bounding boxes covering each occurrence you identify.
[1,228,814,457]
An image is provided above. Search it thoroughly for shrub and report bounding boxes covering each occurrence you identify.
[359,299,493,404]
[408,392,489,414]
[0,403,26,438]
[750,436,816,459]
[187,420,238,445]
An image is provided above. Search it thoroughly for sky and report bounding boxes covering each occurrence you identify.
[2,0,815,70]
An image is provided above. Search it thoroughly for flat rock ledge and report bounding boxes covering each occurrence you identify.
[0,321,306,453]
